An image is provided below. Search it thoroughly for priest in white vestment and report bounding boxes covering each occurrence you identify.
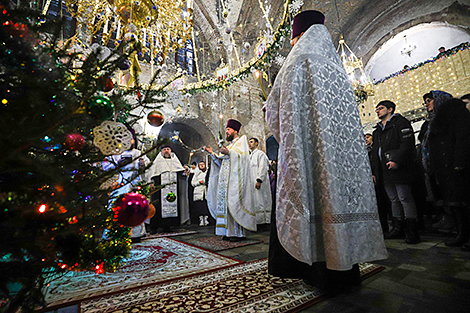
[248,137,272,225]
[265,10,387,293]
[146,146,190,233]
[205,119,257,242]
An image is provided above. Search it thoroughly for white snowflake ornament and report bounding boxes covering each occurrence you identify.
[274,54,287,67]
[166,89,184,108]
[288,0,304,15]
[93,121,133,155]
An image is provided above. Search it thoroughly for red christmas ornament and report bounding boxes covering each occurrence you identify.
[113,192,150,227]
[147,203,156,219]
[147,110,164,127]
[97,76,114,92]
[64,132,85,150]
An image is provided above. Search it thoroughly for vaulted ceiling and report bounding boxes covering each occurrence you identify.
[191,0,470,76]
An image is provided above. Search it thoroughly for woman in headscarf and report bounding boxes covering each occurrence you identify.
[419,91,454,233]
[427,98,470,249]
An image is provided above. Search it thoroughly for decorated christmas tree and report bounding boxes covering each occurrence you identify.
[0,2,162,311]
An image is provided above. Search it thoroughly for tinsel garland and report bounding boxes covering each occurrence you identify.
[180,0,294,95]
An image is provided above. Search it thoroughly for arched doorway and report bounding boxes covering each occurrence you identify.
[159,117,217,166]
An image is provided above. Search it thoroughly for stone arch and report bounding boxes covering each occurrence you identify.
[340,0,470,65]
[159,117,217,166]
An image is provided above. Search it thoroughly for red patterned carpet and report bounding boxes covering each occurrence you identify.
[184,236,264,251]
[143,229,198,240]
[80,260,384,313]
[44,237,241,309]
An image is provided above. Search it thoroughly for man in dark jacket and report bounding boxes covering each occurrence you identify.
[371,100,420,244]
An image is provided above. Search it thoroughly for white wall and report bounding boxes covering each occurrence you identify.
[365,23,470,81]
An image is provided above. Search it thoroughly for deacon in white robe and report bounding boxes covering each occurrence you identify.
[146,146,190,233]
[205,119,257,242]
[248,138,272,225]
[265,10,387,291]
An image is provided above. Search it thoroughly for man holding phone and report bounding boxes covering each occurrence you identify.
[371,100,420,244]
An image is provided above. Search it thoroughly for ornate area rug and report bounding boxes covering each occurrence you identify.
[184,236,263,251]
[143,229,198,240]
[80,260,384,313]
[44,237,241,308]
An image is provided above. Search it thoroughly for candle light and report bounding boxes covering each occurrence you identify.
[219,114,224,138]
[188,152,194,164]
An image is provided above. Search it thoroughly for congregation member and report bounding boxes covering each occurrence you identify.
[419,91,454,233]
[425,97,470,250]
[460,93,470,111]
[371,100,420,244]
[365,133,373,160]
[191,160,214,226]
[365,133,391,234]
[265,10,387,294]
[205,119,257,242]
[248,137,272,226]
[147,146,189,233]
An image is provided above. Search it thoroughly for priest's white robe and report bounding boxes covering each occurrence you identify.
[265,24,387,270]
[250,148,272,224]
[207,135,257,237]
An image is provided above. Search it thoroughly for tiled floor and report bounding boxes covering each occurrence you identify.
[174,225,470,313]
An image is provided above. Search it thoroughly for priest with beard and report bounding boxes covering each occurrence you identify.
[265,10,387,294]
[147,145,190,233]
[205,119,257,242]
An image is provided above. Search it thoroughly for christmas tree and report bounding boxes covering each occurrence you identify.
[0,2,162,311]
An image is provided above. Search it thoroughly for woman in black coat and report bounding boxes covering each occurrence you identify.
[428,98,470,249]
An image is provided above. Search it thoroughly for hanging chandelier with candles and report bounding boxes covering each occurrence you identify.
[62,0,193,60]
[337,35,374,104]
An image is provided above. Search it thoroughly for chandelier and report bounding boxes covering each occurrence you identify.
[61,0,193,59]
[337,35,374,104]
[400,35,416,57]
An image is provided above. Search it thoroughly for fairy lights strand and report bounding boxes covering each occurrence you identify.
[257,0,274,32]
[219,0,242,68]
[171,135,206,153]
[191,28,201,81]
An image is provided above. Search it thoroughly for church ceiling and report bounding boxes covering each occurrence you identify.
[193,0,470,67]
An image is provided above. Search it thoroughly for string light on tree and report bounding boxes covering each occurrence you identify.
[38,204,47,213]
